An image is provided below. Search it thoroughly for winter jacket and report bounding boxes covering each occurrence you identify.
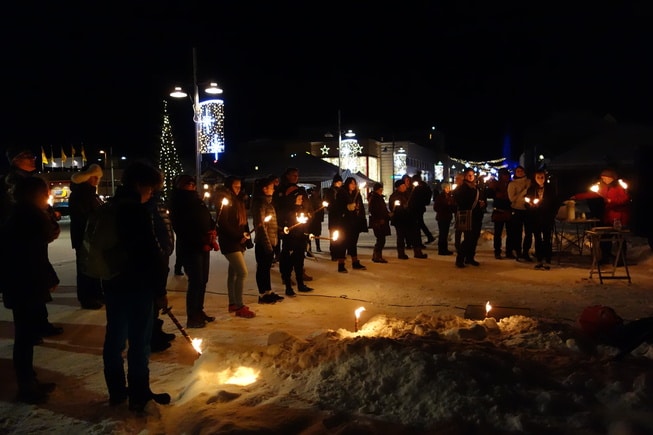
[574,181,631,227]
[69,181,103,249]
[368,191,391,237]
[0,202,59,307]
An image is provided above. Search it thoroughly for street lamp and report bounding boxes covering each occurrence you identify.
[99,148,115,196]
[170,48,223,187]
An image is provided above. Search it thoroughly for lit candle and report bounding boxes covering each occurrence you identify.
[590,183,599,193]
[354,306,366,332]
[485,301,492,318]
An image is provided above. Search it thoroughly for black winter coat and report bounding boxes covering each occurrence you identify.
[0,202,59,308]
[69,181,103,249]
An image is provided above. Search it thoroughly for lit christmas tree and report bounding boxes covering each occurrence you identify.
[157,100,184,201]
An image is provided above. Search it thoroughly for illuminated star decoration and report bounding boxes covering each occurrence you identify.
[198,99,225,155]
[320,145,330,156]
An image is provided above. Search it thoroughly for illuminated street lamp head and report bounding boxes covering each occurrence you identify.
[205,82,223,94]
[170,86,188,98]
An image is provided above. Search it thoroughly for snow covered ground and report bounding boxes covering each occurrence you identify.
[2,210,653,434]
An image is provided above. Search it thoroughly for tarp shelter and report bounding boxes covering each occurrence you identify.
[244,152,340,184]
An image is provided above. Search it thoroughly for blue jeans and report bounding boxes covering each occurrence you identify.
[225,251,248,307]
[102,282,153,401]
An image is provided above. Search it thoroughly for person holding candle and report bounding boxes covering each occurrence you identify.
[432,182,456,255]
[277,182,313,295]
[486,168,512,259]
[251,176,284,303]
[572,168,631,264]
[0,176,59,404]
[454,168,486,268]
[217,176,255,318]
[324,174,343,261]
[367,182,391,263]
[331,176,370,272]
[169,174,217,328]
[524,169,558,270]
[507,165,533,262]
[100,161,170,411]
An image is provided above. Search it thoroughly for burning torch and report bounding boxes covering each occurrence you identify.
[216,197,230,221]
[283,213,309,234]
[354,306,366,332]
[244,215,272,239]
[161,306,202,357]
[308,230,339,242]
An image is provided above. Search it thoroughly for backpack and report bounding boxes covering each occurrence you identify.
[577,305,623,338]
[79,201,126,280]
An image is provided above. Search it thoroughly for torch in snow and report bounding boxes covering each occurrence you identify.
[485,301,492,318]
[354,306,366,332]
[161,306,202,357]
[283,212,309,234]
[217,197,230,221]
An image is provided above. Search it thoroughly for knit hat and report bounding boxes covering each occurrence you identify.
[373,182,383,191]
[332,174,343,183]
[600,168,618,179]
[71,163,103,184]
[394,180,404,189]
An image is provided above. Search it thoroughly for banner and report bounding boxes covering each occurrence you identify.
[41,147,48,165]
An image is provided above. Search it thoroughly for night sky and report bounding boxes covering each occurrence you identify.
[3,2,651,165]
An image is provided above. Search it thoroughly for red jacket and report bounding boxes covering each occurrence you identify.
[574,181,631,227]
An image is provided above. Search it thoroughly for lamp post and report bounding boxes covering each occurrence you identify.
[170,48,223,188]
[99,148,115,196]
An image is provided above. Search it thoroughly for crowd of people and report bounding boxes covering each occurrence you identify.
[0,146,633,410]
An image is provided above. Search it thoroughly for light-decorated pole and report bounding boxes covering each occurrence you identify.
[170,47,223,188]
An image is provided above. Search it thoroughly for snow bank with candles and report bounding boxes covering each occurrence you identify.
[131,313,652,434]
[2,217,653,434]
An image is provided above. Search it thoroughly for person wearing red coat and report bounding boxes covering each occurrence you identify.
[573,168,631,264]
[572,168,631,228]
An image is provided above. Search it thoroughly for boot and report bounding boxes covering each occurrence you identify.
[372,248,388,263]
[338,260,348,273]
[397,249,409,260]
[413,247,428,259]
[315,239,321,252]
[455,253,465,268]
[352,259,367,270]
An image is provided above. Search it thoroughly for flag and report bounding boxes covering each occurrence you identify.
[41,147,48,165]
[61,146,67,163]
[81,146,87,163]
[71,145,76,158]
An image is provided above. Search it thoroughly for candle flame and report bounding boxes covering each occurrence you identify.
[590,183,599,193]
[332,230,339,241]
[297,213,308,224]
[221,197,229,206]
[412,181,419,187]
[524,197,531,203]
[355,306,366,320]
[533,198,540,205]
[263,215,272,222]
[485,301,492,316]
[192,338,203,354]
[394,200,401,206]
[47,194,54,206]
[618,179,628,189]
[322,201,329,207]
[203,191,210,199]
